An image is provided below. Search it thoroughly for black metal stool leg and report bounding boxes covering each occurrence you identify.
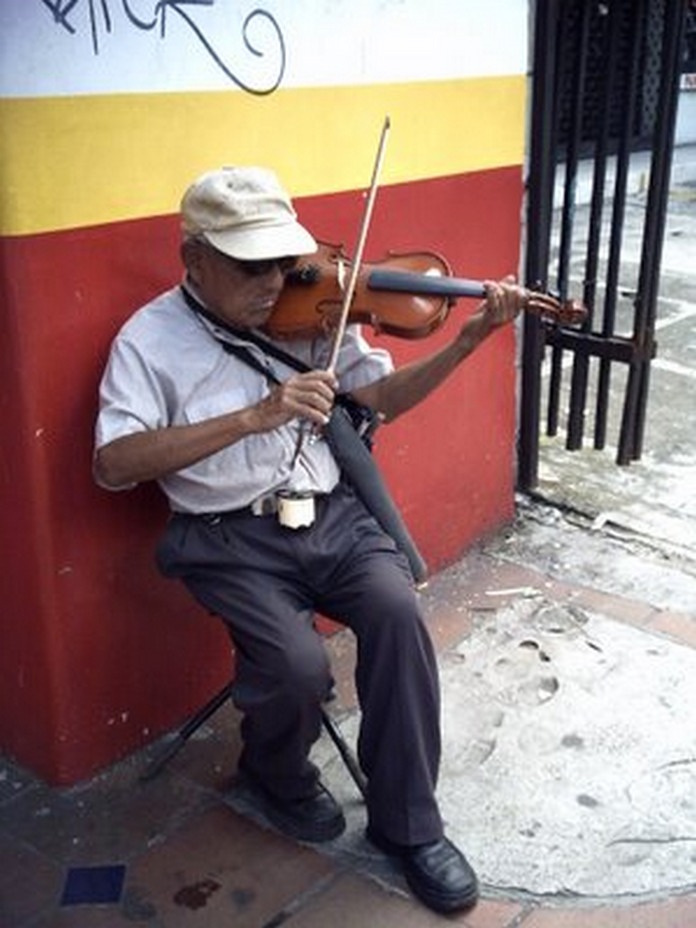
[320,707,367,799]
[140,682,234,782]
[140,682,367,800]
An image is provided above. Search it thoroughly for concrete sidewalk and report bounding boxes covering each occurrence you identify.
[1,521,694,927]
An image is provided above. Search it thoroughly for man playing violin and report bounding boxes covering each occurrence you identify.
[94,166,528,915]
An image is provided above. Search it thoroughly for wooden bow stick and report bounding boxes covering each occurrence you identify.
[326,115,391,373]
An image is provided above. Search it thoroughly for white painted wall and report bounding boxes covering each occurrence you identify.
[1,1,528,97]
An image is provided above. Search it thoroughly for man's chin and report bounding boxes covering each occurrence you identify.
[240,305,273,330]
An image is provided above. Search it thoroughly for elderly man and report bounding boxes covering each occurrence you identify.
[94,166,526,914]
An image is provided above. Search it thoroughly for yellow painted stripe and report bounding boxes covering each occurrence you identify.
[0,76,525,236]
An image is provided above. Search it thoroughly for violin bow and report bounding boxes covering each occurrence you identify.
[326,115,391,373]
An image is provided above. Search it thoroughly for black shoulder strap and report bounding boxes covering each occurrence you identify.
[217,339,282,385]
[180,285,310,376]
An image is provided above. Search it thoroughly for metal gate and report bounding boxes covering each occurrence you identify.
[518,0,688,490]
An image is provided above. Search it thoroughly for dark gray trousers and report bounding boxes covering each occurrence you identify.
[156,483,443,846]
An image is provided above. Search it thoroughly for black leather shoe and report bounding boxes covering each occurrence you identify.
[238,768,345,843]
[367,828,479,913]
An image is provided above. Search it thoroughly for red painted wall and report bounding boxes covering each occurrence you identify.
[0,167,521,784]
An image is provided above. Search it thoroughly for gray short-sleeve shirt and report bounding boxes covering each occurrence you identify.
[95,286,394,513]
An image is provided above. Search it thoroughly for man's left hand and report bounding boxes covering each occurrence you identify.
[481,275,528,328]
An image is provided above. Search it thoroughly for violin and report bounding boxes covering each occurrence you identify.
[264,240,586,341]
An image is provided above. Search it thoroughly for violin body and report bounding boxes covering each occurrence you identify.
[264,240,586,340]
[266,242,458,340]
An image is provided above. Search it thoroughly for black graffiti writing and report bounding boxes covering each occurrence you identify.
[39,0,285,95]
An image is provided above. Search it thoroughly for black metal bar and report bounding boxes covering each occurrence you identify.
[619,0,686,463]
[545,326,655,364]
[566,0,623,451]
[546,346,563,437]
[546,3,588,446]
[595,0,646,453]
[605,2,654,465]
[583,2,623,320]
[518,0,563,491]
[556,0,591,298]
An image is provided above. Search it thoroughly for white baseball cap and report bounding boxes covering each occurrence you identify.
[180,166,317,260]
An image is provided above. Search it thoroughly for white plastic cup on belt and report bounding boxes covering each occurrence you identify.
[276,490,316,529]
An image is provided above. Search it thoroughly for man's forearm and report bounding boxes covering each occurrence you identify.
[93,408,260,489]
[352,308,497,422]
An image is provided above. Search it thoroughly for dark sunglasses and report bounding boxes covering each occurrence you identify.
[232,255,299,277]
[193,238,299,278]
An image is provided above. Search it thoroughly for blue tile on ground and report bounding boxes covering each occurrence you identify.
[60,864,126,906]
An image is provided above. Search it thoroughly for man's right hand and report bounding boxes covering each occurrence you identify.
[253,369,338,431]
